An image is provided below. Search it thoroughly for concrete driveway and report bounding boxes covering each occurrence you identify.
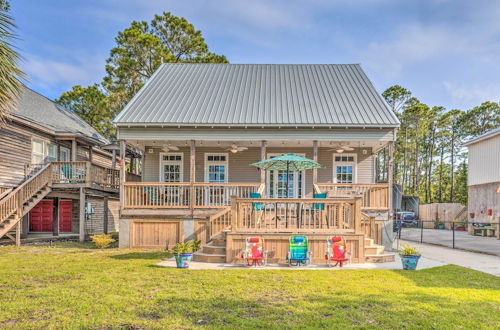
[399,228,500,256]
[398,240,500,276]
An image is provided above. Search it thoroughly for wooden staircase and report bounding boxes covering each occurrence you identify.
[0,164,52,245]
[364,237,395,263]
[192,234,226,263]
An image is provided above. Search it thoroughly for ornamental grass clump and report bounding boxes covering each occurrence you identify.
[399,244,420,256]
[90,234,116,249]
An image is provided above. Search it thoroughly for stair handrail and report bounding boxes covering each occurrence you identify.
[0,163,52,224]
[208,206,232,240]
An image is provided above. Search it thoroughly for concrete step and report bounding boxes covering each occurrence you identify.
[202,243,226,254]
[364,244,385,255]
[365,253,395,263]
[192,252,226,263]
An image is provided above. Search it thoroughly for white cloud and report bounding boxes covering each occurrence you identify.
[22,53,105,89]
[443,82,500,109]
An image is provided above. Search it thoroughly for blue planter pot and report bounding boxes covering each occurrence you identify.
[400,254,420,270]
[174,252,193,269]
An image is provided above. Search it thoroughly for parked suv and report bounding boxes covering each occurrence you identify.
[393,211,419,231]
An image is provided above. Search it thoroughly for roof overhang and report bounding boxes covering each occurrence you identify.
[463,128,500,147]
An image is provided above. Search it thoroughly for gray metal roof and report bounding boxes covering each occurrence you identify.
[11,85,109,144]
[464,127,500,146]
[115,64,399,128]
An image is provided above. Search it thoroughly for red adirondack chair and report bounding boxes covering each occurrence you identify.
[325,236,350,267]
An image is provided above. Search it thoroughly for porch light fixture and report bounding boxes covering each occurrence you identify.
[336,149,344,153]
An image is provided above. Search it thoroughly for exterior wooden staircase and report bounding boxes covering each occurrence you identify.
[364,237,395,263]
[0,164,52,245]
[192,234,226,263]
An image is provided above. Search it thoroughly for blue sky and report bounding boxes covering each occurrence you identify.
[12,0,500,110]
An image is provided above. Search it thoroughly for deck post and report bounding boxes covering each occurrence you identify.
[230,196,238,230]
[86,161,92,188]
[71,139,77,161]
[103,196,109,234]
[312,140,318,190]
[387,140,394,218]
[79,187,86,242]
[16,222,21,246]
[53,197,59,237]
[354,197,362,234]
[111,150,116,170]
[260,140,267,185]
[190,140,196,215]
[119,140,126,210]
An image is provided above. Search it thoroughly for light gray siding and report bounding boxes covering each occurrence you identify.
[141,146,375,195]
[467,134,500,186]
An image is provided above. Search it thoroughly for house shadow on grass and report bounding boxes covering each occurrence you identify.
[392,264,500,290]
[110,251,171,260]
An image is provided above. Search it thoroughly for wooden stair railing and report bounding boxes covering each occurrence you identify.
[208,207,232,240]
[0,163,53,245]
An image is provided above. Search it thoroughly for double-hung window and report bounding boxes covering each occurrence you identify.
[31,139,46,164]
[160,153,183,182]
[205,153,228,183]
[333,154,357,183]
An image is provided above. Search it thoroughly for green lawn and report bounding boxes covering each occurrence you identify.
[0,244,499,329]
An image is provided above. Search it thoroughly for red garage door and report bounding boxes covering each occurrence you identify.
[30,200,54,232]
[59,200,73,232]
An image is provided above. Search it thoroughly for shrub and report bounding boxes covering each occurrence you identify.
[172,240,201,254]
[399,244,420,256]
[90,234,116,249]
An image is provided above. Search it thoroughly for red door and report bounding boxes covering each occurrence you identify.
[30,200,54,232]
[59,200,73,232]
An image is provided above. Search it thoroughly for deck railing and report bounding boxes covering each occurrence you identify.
[231,197,362,233]
[123,182,261,209]
[51,162,120,190]
[315,183,389,211]
[208,207,232,239]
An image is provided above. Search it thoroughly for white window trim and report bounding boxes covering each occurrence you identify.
[159,152,184,182]
[59,146,71,162]
[31,137,49,164]
[204,153,229,183]
[266,153,306,198]
[332,153,357,183]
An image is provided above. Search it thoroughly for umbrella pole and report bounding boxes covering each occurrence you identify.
[286,162,289,228]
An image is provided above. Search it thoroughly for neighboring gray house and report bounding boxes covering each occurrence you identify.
[0,85,120,245]
[464,128,500,223]
[115,64,399,263]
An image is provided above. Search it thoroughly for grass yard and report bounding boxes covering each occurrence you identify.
[0,243,499,329]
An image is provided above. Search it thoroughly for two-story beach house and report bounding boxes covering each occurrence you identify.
[115,64,399,263]
[0,86,140,245]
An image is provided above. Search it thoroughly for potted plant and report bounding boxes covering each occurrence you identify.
[434,220,445,229]
[399,244,421,270]
[172,240,201,269]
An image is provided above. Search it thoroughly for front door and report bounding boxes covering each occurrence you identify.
[29,200,54,232]
[59,200,73,232]
[267,154,305,198]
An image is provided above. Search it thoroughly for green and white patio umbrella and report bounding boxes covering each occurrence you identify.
[251,153,322,197]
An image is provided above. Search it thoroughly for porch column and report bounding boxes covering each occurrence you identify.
[53,197,59,237]
[388,140,394,217]
[119,140,126,210]
[190,140,196,213]
[71,139,77,161]
[312,140,318,190]
[111,150,116,169]
[79,188,85,242]
[260,141,267,185]
[88,146,93,163]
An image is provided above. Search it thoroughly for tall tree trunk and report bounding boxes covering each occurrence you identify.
[438,145,444,203]
[450,125,456,202]
[414,119,420,197]
[402,128,408,192]
[427,127,436,203]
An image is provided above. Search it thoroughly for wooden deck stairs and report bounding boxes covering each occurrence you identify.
[0,164,52,245]
[193,234,227,263]
[364,237,395,263]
